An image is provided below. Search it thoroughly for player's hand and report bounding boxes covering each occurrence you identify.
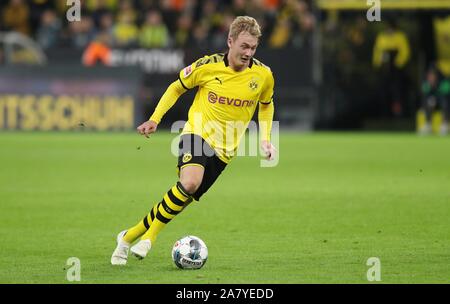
[261,140,276,161]
[137,120,158,138]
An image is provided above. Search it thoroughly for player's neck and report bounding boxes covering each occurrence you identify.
[227,52,248,72]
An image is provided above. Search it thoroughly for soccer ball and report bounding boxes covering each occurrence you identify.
[172,235,208,269]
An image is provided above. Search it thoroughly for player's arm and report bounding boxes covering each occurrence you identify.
[137,80,187,138]
[137,56,208,138]
[259,101,276,161]
[258,71,276,161]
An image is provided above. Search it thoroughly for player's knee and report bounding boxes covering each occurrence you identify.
[180,179,201,195]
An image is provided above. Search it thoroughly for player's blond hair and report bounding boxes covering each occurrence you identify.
[229,16,261,41]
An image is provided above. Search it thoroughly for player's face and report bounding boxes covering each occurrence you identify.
[227,31,258,71]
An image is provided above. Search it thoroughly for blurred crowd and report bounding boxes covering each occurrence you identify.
[0,0,316,51]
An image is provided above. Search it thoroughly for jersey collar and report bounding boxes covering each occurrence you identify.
[223,53,253,69]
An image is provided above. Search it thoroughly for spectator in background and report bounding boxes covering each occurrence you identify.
[198,0,222,34]
[174,13,193,47]
[210,12,235,51]
[269,15,291,48]
[136,0,160,12]
[113,0,138,47]
[68,15,96,49]
[261,0,280,39]
[96,12,115,44]
[268,0,314,49]
[231,0,247,17]
[83,31,112,66]
[53,0,71,17]
[82,10,115,61]
[89,0,116,30]
[2,0,30,36]
[167,0,189,12]
[372,18,411,117]
[192,0,226,49]
[36,10,62,50]
[263,0,281,37]
[244,1,267,45]
[135,0,161,27]
[191,20,210,50]
[419,65,450,135]
[0,0,317,53]
[293,0,315,48]
[160,0,189,33]
[139,10,170,48]
[29,0,54,33]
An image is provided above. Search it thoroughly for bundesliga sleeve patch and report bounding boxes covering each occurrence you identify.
[183,65,193,78]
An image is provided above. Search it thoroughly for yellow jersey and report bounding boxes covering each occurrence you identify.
[178,53,274,163]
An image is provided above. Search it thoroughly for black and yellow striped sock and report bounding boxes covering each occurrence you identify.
[122,204,158,244]
[141,182,192,243]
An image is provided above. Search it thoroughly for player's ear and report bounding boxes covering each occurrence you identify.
[227,36,233,48]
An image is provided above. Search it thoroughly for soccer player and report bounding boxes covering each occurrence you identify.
[419,65,450,135]
[111,16,276,265]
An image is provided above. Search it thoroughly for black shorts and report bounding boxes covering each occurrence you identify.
[177,134,227,201]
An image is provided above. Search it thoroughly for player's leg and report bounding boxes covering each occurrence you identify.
[190,154,227,201]
[111,134,200,265]
[111,175,198,264]
[119,167,199,246]
[130,165,203,259]
[128,134,206,259]
[120,136,203,245]
[112,134,226,263]
[111,203,158,264]
[118,133,197,244]
[145,165,203,243]
[121,211,154,244]
[110,229,130,265]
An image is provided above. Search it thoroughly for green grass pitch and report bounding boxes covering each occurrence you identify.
[0,131,449,283]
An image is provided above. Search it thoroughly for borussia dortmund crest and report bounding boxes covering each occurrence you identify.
[249,78,259,91]
[182,152,192,163]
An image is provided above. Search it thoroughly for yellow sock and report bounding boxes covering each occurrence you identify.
[122,204,158,244]
[141,182,192,243]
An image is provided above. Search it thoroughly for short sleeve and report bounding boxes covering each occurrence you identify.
[259,70,274,104]
[178,56,211,90]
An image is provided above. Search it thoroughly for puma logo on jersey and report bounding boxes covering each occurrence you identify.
[215,77,222,84]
